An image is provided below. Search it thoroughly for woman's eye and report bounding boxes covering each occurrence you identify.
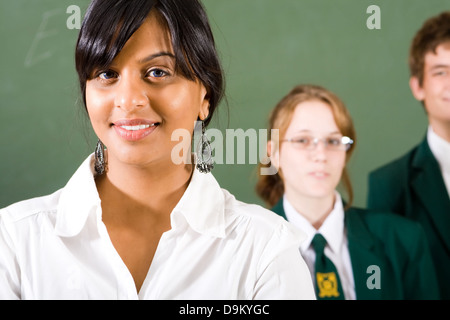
[294,137,310,145]
[148,68,168,78]
[98,70,117,80]
[327,138,341,146]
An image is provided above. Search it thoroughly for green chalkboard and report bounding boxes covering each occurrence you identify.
[1,0,449,209]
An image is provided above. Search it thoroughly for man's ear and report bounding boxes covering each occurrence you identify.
[409,76,425,102]
[198,85,211,121]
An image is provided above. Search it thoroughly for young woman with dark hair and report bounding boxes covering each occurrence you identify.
[0,0,315,299]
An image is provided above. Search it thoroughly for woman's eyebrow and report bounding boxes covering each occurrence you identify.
[139,51,175,64]
[293,129,311,134]
[292,130,341,135]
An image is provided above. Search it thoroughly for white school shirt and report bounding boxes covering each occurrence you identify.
[0,154,315,300]
[283,192,356,300]
[427,126,450,198]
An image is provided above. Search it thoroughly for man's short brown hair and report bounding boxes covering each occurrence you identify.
[409,11,450,85]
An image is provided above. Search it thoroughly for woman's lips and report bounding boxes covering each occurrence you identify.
[112,119,159,141]
[308,171,330,179]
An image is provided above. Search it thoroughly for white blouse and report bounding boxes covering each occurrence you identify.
[0,155,315,300]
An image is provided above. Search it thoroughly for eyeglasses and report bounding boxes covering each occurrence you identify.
[281,135,354,151]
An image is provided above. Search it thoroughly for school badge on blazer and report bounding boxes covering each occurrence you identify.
[316,272,341,298]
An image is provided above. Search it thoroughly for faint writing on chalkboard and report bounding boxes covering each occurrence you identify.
[24,9,62,68]
[24,6,82,68]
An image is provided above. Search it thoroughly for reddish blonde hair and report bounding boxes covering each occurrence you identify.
[256,84,356,208]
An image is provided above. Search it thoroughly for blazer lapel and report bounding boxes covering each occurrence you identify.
[411,137,450,252]
[273,200,400,299]
[271,198,287,220]
[345,208,397,299]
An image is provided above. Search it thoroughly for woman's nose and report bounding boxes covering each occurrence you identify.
[310,140,327,162]
[114,76,149,111]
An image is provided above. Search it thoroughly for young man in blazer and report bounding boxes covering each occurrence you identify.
[367,11,450,299]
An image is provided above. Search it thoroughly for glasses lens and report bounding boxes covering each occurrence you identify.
[285,135,353,151]
[287,136,311,149]
[325,137,343,150]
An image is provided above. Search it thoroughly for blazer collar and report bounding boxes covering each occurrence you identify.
[273,200,395,299]
[271,198,287,220]
[345,208,397,299]
[273,198,378,252]
[411,136,450,251]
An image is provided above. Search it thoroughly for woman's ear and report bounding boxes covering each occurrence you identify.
[267,140,280,170]
[198,85,210,121]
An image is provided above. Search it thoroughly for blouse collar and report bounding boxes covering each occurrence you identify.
[55,154,226,238]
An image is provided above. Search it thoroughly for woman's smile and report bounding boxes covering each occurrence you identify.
[308,170,330,180]
[112,119,160,141]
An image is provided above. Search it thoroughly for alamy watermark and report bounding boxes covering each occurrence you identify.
[65,4,381,30]
[366,265,381,290]
[172,121,278,176]
[25,4,381,67]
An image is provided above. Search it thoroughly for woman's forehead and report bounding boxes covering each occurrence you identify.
[285,101,339,134]
[112,12,173,63]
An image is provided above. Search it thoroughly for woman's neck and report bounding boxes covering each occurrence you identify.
[285,190,336,230]
[96,156,194,220]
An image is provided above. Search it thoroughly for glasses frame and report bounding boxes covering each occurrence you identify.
[281,135,354,151]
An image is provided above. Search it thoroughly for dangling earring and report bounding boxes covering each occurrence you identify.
[94,139,107,175]
[195,121,214,173]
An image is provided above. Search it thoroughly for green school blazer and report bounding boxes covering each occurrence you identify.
[367,136,450,299]
[272,199,440,299]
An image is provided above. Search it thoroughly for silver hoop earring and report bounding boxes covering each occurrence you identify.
[94,139,107,175]
[196,121,214,173]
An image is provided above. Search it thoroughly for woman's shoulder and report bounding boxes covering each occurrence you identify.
[0,189,62,222]
[222,189,283,222]
[221,188,305,242]
[0,190,61,240]
[0,155,93,225]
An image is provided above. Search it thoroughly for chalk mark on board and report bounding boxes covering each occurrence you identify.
[24,8,62,68]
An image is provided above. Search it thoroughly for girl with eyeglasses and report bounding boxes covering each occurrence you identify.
[256,84,439,300]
